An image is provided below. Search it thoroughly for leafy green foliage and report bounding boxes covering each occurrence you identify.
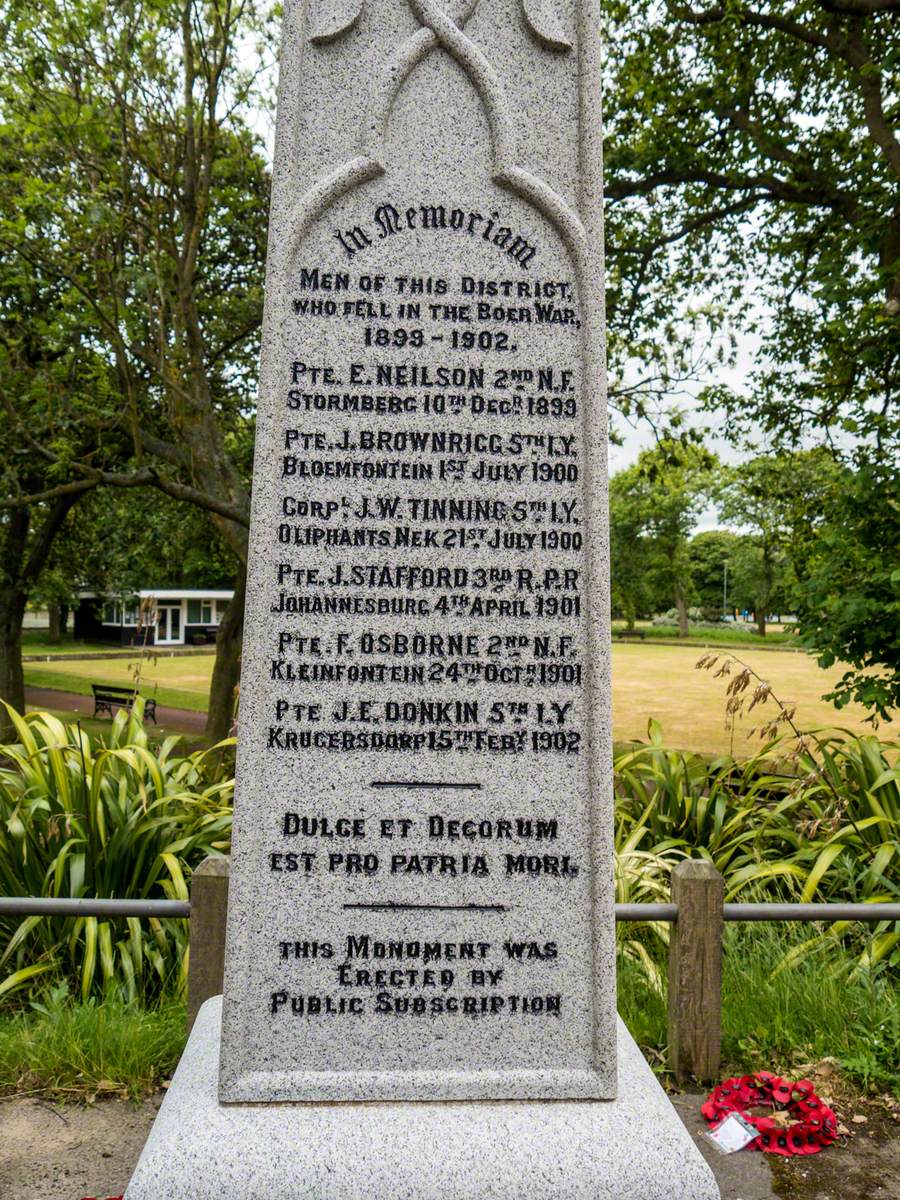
[792,463,900,721]
[614,720,900,972]
[1,706,896,1016]
[619,923,900,1096]
[610,441,718,631]
[0,704,233,1003]
[0,989,184,1099]
[603,0,900,462]
[0,0,268,532]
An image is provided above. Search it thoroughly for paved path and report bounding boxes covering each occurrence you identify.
[0,1091,778,1200]
[673,1091,777,1199]
[24,686,206,735]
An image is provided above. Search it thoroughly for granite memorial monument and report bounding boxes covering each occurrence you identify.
[126,2,720,1194]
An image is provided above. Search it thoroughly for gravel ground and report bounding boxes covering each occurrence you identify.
[2,1090,898,1199]
[0,1095,159,1200]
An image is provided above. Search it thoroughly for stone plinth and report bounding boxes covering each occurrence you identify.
[125,998,719,1200]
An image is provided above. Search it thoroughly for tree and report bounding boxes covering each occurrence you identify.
[609,478,658,627]
[793,463,899,721]
[0,0,273,739]
[687,529,745,616]
[0,186,125,734]
[0,501,79,735]
[714,453,833,634]
[609,442,717,636]
[94,492,236,595]
[37,487,237,614]
[603,0,900,463]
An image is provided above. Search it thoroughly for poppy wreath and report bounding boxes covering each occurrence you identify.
[702,1071,839,1156]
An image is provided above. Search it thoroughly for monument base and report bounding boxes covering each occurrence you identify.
[125,997,719,1200]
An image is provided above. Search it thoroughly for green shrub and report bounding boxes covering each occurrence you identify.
[1,702,896,1005]
[0,703,233,1003]
[613,721,900,972]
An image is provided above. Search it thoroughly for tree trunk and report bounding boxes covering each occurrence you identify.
[756,543,774,637]
[48,603,61,643]
[0,585,27,741]
[0,508,31,740]
[60,603,69,636]
[674,588,689,638]
[0,495,81,739]
[205,561,246,743]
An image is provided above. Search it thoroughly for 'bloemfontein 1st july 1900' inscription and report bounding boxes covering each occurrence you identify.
[219,0,614,1104]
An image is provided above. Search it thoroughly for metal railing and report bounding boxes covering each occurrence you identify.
[4,897,897,922]
[0,898,191,917]
[2,859,898,1083]
[615,901,900,923]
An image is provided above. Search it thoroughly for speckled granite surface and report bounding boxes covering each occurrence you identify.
[126,998,720,1199]
[220,0,616,1105]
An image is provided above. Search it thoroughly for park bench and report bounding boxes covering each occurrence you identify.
[614,628,646,640]
[91,683,157,723]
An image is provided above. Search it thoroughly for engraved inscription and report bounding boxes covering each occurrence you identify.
[220,0,613,1105]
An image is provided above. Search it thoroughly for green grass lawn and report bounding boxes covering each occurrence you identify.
[0,994,184,1099]
[620,923,900,1095]
[612,620,800,647]
[21,630,136,656]
[23,640,885,755]
[25,656,212,713]
[611,642,883,755]
[28,625,800,654]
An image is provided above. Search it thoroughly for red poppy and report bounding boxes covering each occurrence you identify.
[702,1073,839,1156]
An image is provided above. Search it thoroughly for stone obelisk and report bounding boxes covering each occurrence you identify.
[126,4,720,1195]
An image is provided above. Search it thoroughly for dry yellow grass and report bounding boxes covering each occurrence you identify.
[25,643,889,756]
[611,643,883,755]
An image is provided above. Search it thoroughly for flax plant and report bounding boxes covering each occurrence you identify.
[0,703,233,1003]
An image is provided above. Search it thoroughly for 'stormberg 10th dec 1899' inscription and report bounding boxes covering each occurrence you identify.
[219,0,614,1104]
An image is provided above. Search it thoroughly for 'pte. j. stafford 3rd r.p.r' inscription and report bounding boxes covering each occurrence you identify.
[219,0,615,1105]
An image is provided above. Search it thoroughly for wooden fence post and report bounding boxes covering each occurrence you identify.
[667,859,724,1083]
[187,855,230,1033]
